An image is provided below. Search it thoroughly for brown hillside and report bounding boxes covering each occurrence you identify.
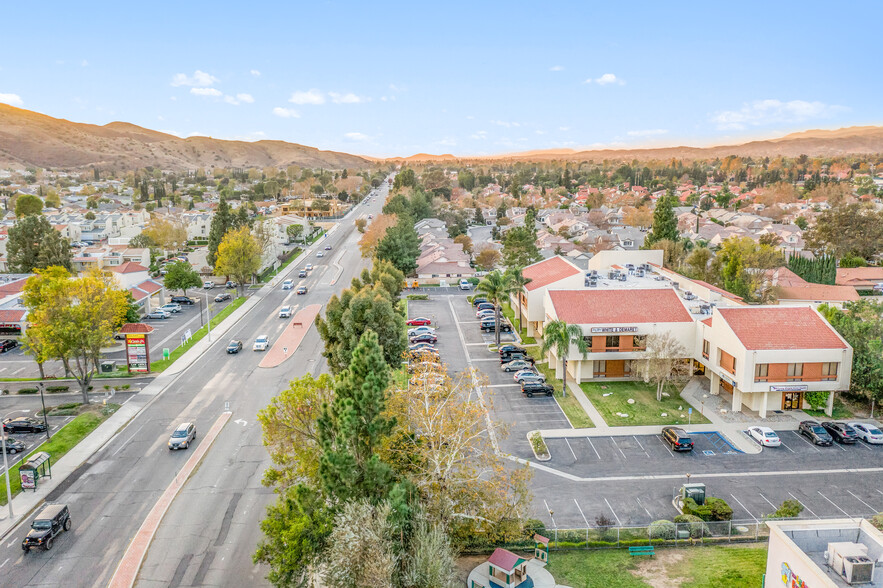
[0,104,372,171]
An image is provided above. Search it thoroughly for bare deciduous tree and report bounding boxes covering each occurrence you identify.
[635,332,690,401]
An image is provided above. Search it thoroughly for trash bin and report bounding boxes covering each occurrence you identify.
[100,361,115,373]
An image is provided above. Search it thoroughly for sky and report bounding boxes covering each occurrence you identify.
[1,1,881,158]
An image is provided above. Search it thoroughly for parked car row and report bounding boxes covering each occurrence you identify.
[474,300,513,333]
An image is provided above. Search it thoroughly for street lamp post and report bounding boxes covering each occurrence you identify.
[203,291,212,342]
[38,383,50,441]
[2,409,28,520]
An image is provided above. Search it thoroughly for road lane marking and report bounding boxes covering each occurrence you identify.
[788,492,818,518]
[574,499,590,528]
[817,491,848,516]
[0,557,8,569]
[847,490,878,513]
[564,438,577,460]
[111,421,148,457]
[603,497,622,526]
[730,494,759,522]
[585,438,601,460]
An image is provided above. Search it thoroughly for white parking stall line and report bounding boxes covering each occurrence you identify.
[656,435,674,457]
[791,431,821,452]
[0,557,9,569]
[779,441,795,454]
[464,342,489,346]
[471,358,500,362]
[585,438,601,460]
[12,367,25,375]
[543,499,557,528]
[632,435,650,458]
[788,492,819,518]
[610,437,627,460]
[603,497,622,526]
[564,438,577,460]
[730,494,759,522]
[817,491,849,517]
[574,499,590,528]
[877,489,883,499]
[0,368,6,374]
[854,441,872,451]
[758,493,777,509]
[832,441,847,452]
[485,384,522,388]
[635,497,652,519]
[847,490,879,513]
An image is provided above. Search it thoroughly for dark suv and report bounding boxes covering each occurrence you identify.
[521,382,554,397]
[170,296,195,305]
[821,421,857,444]
[480,319,512,333]
[799,420,833,446]
[662,427,694,451]
[22,504,71,552]
[498,345,526,356]
[3,417,47,434]
[501,351,534,364]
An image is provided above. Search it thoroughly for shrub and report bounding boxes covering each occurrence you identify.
[769,499,803,519]
[649,520,677,540]
[18,388,38,394]
[46,385,69,393]
[529,432,548,457]
[522,518,546,539]
[870,513,883,532]
[121,384,130,390]
[674,514,710,538]
[406,294,429,300]
[705,497,733,521]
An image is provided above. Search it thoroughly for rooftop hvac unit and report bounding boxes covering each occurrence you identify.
[827,542,875,585]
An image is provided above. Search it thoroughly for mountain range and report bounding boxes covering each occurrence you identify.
[1,103,881,171]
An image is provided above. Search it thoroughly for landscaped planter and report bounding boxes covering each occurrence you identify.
[528,431,551,461]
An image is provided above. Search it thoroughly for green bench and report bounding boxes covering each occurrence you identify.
[628,546,655,557]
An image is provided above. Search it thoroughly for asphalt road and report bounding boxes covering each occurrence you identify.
[0,184,389,587]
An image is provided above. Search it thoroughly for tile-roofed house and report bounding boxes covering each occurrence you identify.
[516,256,585,337]
[547,288,693,325]
[776,284,861,307]
[522,256,582,292]
[109,261,148,274]
[716,307,847,351]
[835,267,883,291]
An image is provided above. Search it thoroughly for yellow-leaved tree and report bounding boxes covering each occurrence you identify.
[214,226,262,295]
[23,267,129,404]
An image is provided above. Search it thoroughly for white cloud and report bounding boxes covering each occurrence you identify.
[289,89,325,105]
[329,92,365,104]
[436,137,457,147]
[585,73,624,85]
[535,130,546,135]
[559,126,570,131]
[0,93,24,107]
[711,99,845,130]
[250,69,261,77]
[344,132,369,141]
[627,129,669,137]
[191,87,222,97]
[272,107,300,118]
[159,129,183,137]
[223,93,255,105]
[187,131,208,137]
[388,83,404,92]
[490,120,520,128]
[80,60,89,67]
[470,130,488,140]
[171,70,219,87]
[550,65,564,71]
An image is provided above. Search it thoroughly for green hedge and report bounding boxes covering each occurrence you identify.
[683,497,733,522]
[674,514,710,538]
[46,385,69,393]
[18,388,38,394]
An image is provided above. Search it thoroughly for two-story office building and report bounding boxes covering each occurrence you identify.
[526,252,852,417]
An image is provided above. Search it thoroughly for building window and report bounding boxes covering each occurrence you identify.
[605,335,620,349]
[702,339,710,359]
[787,363,804,381]
[582,336,593,349]
[594,360,605,377]
[822,362,838,381]
[633,335,647,350]
[755,363,769,382]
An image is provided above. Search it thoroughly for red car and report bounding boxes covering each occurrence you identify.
[406,317,432,326]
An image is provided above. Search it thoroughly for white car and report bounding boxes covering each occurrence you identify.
[747,426,781,447]
[279,306,292,318]
[253,335,270,351]
[459,279,471,290]
[316,251,325,258]
[847,422,883,444]
[159,303,181,314]
[203,281,215,289]
[282,279,294,290]
[408,326,436,338]
[305,263,313,271]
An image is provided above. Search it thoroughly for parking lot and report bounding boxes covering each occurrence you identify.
[0,415,76,475]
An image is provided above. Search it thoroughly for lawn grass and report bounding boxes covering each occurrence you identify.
[804,396,854,420]
[0,405,119,506]
[259,248,301,282]
[150,297,246,372]
[546,545,767,588]
[526,347,594,428]
[500,301,536,345]
[581,380,711,427]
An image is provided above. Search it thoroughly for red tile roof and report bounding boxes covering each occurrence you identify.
[137,280,162,294]
[690,280,745,302]
[118,323,155,334]
[717,307,847,350]
[701,317,713,327]
[0,309,26,322]
[109,261,148,274]
[0,278,27,296]
[523,256,582,291]
[836,267,883,287]
[548,288,693,324]
[487,548,524,572]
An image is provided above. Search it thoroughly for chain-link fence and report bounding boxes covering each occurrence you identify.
[544,519,772,550]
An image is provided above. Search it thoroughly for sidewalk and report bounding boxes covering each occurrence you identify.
[0,243,319,539]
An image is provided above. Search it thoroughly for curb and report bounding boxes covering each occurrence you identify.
[108,411,232,588]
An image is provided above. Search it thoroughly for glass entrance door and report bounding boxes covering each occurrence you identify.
[782,391,802,410]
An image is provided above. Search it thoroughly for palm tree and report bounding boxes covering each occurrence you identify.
[505,267,532,334]
[475,270,514,347]
[541,320,588,398]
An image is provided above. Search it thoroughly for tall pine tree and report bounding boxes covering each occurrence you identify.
[317,330,395,504]
[646,191,679,246]
[207,196,233,267]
